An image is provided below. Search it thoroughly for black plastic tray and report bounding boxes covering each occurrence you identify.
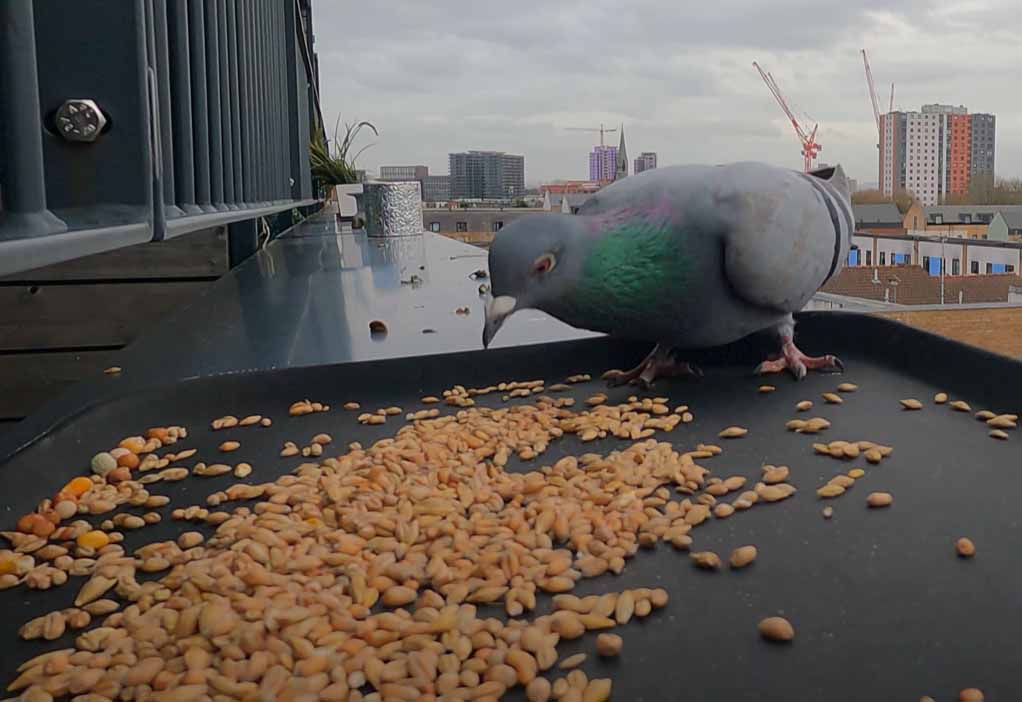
[2,312,1021,701]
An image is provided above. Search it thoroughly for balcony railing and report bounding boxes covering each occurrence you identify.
[0,0,322,277]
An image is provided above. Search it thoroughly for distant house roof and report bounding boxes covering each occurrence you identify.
[999,209,1022,230]
[853,203,902,225]
[822,265,1016,305]
[922,205,1022,225]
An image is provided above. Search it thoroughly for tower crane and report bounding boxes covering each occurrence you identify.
[752,62,821,172]
[861,49,882,135]
[564,124,617,147]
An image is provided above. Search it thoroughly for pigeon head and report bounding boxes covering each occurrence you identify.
[483,213,588,347]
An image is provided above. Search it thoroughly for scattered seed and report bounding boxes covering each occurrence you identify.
[956,538,976,558]
[934,393,948,404]
[758,616,795,642]
[758,385,776,393]
[796,400,813,412]
[822,393,843,404]
[596,633,623,657]
[950,400,972,412]
[837,383,858,392]
[718,426,747,439]
[730,545,758,569]
[369,319,388,335]
[762,465,789,484]
[239,414,262,426]
[848,468,865,478]
[559,653,587,669]
[817,484,845,499]
[822,506,834,519]
[218,440,240,452]
[900,399,923,410]
[867,492,893,508]
[959,689,984,701]
[975,410,995,421]
[103,366,122,375]
[990,429,1009,440]
[690,551,722,570]
[233,462,253,478]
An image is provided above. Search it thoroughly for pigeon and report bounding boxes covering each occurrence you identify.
[482,161,851,384]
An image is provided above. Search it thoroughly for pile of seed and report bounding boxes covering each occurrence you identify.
[7,389,807,702]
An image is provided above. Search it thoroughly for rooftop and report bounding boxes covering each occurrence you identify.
[822,264,1017,305]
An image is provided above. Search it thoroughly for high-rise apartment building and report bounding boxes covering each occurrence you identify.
[880,104,995,205]
[589,146,617,181]
[634,152,657,174]
[421,175,451,202]
[379,165,429,181]
[448,151,525,199]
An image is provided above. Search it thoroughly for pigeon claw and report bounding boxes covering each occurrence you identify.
[604,345,702,388]
[756,338,844,381]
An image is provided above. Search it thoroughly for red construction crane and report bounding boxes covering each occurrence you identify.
[861,49,882,134]
[752,61,821,172]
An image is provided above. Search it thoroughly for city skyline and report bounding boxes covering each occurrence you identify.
[314,1,1020,186]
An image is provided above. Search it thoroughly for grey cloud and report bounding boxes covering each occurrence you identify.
[314,1,1019,185]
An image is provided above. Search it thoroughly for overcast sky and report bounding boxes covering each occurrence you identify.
[314,1,1020,187]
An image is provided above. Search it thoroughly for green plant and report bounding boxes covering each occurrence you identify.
[310,116,378,187]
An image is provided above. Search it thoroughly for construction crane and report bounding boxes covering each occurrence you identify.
[564,124,617,147]
[752,61,821,172]
[861,49,882,134]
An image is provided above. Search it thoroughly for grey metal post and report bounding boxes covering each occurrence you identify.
[258,0,271,204]
[283,0,300,200]
[167,0,201,214]
[236,0,254,205]
[187,0,214,212]
[204,0,224,209]
[268,0,280,201]
[227,218,258,267]
[216,0,236,209]
[226,0,243,208]
[254,0,267,204]
[152,0,183,218]
[276,0,290,202]
[0,0,67,239]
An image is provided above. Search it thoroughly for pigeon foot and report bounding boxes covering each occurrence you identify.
[755,336,844,381]
[603,344,702,389]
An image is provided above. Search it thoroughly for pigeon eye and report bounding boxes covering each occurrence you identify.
[532,253,556,275]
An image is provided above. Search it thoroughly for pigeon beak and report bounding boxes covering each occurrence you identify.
[482,295,517,348]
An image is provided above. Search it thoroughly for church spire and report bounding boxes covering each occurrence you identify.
[615,123,628,180]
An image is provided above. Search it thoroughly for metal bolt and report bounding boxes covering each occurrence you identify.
[55,99,107,142]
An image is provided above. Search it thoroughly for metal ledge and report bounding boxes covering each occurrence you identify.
[0,222,151,277]
[163,198,319,239]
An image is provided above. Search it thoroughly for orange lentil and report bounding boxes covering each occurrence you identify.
[116,452,140,469]
[118,436,146,454]
[76,530,110,550]
[64,477,94,497]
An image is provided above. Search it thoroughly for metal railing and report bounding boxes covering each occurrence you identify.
[0,0,322,276]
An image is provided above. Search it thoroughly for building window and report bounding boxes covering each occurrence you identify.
[952,258,960,275]
[492,221,504,232]
[971,260,979,274]
[456,221,468,233]
[428,222,440,232]
[922,256,931,270]
[865,250,872,266]
[1008,265,1016,273]
[880,251,886,265]
[986,262,993,274]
